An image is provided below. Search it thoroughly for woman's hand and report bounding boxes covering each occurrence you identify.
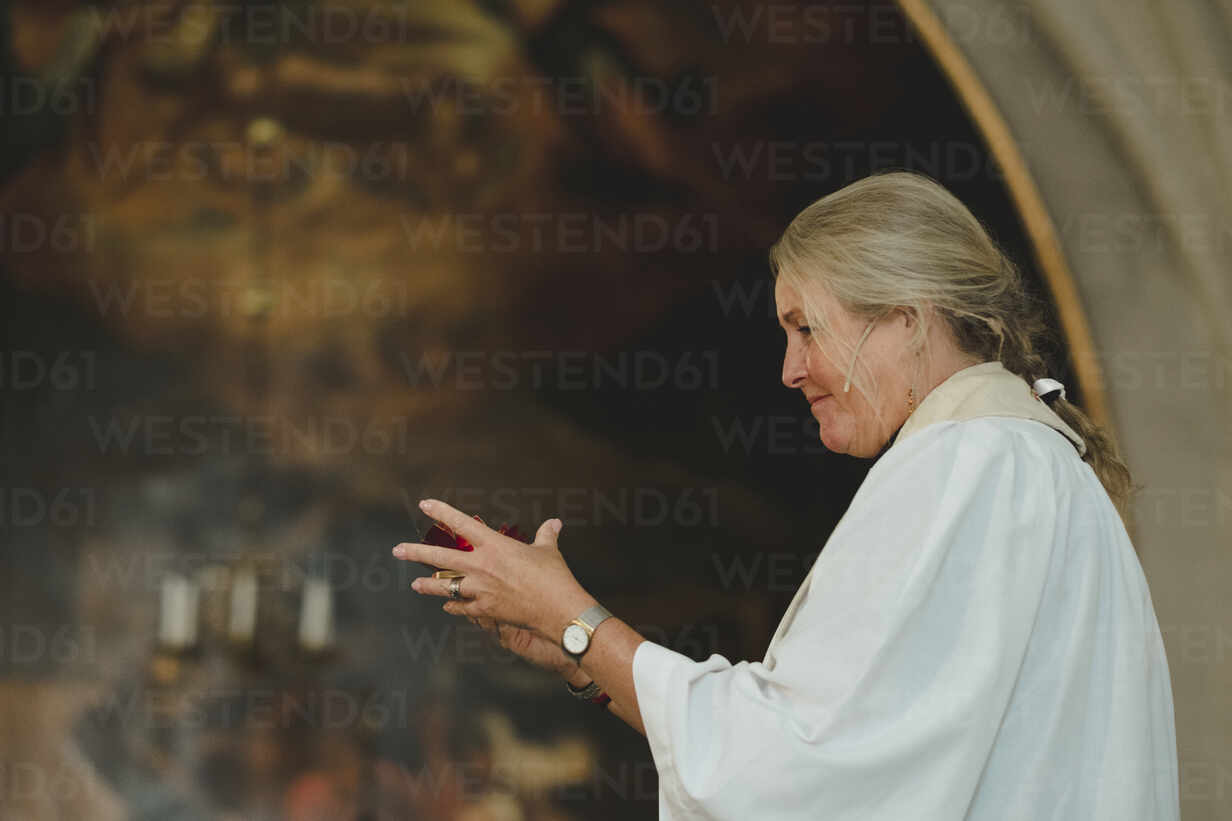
[393,499,597,643]
[396,499,647,736]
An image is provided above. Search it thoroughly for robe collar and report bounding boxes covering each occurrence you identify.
[891,360,1086,457]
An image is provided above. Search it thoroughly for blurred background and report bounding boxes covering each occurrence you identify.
[0,0,1227,819]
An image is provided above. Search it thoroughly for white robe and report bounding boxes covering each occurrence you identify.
[632,362,1179,820]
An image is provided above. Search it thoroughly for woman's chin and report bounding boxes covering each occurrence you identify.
[817,427,851,455]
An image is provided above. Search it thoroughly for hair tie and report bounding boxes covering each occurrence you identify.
[1032,377,1066,405]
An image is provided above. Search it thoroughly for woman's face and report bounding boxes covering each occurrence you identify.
[775,278,916,457]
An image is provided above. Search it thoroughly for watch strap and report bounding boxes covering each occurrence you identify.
[576,604,612,634]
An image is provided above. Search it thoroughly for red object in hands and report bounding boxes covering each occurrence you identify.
[423,514,482,551]
[422,516,528,551]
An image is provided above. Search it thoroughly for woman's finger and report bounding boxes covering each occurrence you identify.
[442,600,482,619]
[410,575,479,600]
[391,542,477,571]
[533,517,563,548]
[417,499,492,547]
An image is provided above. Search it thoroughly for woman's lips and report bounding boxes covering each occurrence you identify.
[810,395,831,408]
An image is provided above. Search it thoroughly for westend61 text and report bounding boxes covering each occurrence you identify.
[401,350,720,391]
[0,352,97,391]
[400,212,721,254]
[0,214,98,254]
[82,550,416,594]
[402,487,722,529]
[0,489,99,528]
[0,76,98,116]
[709,2,1031,47]
[88,278,416,320]
[87,415,414,457]
[400,74,720,118]
[85,686,416,731]
[0,626,98,667]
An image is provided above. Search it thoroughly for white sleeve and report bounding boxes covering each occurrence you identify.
[632,420,1062,820]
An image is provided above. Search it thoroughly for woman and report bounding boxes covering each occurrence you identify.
[393,171,1179,819]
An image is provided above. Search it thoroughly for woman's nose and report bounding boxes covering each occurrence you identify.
[782,343,806,389]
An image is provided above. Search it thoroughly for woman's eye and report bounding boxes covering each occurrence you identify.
[796,325,811,337]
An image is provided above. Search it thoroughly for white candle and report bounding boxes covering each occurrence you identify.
[228,567,258,644]
[158,574,199,650]
[298,578,334,652]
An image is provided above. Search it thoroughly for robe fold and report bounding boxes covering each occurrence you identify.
[632,362,1178,820]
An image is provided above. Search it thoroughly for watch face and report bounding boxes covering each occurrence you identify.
[562,623,589,655]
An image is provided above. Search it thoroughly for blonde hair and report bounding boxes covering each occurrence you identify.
[769,171,1136,520]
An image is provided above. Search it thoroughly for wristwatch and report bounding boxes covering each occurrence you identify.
[561,604,612,661]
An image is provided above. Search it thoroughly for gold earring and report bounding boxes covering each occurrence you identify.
[907,386,916,414]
